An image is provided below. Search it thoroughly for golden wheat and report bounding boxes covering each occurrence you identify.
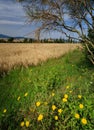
[0,43,81,72]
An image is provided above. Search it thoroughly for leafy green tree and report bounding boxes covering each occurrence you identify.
[8,37,14,43]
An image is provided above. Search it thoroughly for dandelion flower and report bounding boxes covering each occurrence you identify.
[78,95,82,99]
[54,116,58,120]
[36,101,41,107]
[75,113,80,119]
[62,98,67,102]
[3,109,7,113]
[26,121,30,127]
[66,86,69,89]
[79,104,84,109]
[81,118,87,125]
[37,114,43,121]
[58,109,62,114]
[52,92,55,96]
[20,121,24,127]
[70,91,72,93]
[52,105,56,111]
[64,94,68,99]
[24,92,28,97]
[17,96,20,101]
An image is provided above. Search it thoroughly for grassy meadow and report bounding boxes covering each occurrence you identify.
[0,44,94,130]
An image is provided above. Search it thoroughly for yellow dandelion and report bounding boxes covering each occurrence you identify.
[69,90,72,93]
[66,86,69,89]
[52,105,57,111]
[37,114,43,121]
[58,109,62,114]
[79,104,84,109]
[52,92,55,96]
[25,121,30,127]
[20,121,24,127]
[62,98,67,102]
[78,95,82,99]
[81,118,87,125]
[36,101,41,107]
[17,96,20,101]
[75,113,80,119]
[64,94,68,99]
[54,116,58,120]
[24,92,28,97]
[3,109,7,113]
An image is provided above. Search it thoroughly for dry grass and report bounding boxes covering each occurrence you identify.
[0,43,81,72]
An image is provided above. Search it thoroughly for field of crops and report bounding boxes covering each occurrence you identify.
[0,43,81,72]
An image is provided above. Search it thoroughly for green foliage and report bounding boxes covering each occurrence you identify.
[0,39,6,43]
[8,37,14,43]
[88,29,94,42]
[0,50,94,130]
[83,29,94,64]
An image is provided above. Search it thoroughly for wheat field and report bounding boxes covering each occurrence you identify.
[0,43,81,72]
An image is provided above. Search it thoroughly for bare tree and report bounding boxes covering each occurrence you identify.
[18,0,94,64]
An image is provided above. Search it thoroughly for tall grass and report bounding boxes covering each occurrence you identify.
[0,50,94,130]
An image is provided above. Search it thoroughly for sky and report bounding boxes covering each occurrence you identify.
[0,0,36,38]
[0,0,90,39]
[0,0,64,38]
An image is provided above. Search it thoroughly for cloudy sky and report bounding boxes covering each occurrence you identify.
[0,0,89,39]
[0,0,37,37]
[0,0,63,38]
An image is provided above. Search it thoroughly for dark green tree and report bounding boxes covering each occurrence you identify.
[8,37,14,43]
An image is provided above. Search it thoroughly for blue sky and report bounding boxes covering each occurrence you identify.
[0,0,63,38]
[0,0,90,39]
[0,0,36,37]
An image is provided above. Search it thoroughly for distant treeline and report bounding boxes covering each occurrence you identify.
[0,37,79,43]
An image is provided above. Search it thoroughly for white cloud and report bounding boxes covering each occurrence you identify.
[0,20,24,25]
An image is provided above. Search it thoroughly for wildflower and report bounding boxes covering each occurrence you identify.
[81,118,87,125]
[37,114,43,121]
[20,121,24,127]
[58,109,62,114]
[17,96,20,101]
[26,121,30,127]
[66,86,69,89]
[52,92,55,96]
[75,113,80,119]
[64,94,68,99]
[36,101,41,107]
[62,98,67,102]
[78,95,82,99]
[54,116,58,120]
[24,92,28,97]
[52,105,56,111]
[69,91,72,93]
[3,109,7,113]
[79,104,84,109]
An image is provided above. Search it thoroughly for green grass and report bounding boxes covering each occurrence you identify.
[0,49,94,130]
